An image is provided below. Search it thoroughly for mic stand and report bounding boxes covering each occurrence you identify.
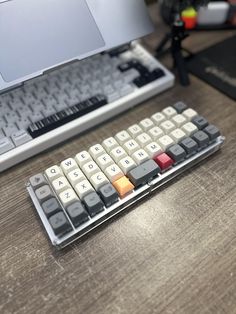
[155,20,192,86]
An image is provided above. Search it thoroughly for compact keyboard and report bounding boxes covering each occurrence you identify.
[27,102,225,249]
[0,42,174,172]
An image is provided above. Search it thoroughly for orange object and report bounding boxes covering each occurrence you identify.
[182,16,197,29]
[113,176,134,198]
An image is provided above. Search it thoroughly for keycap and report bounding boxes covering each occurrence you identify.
[183,108,198,121]
[123,139,140,155]
[67,168,86,187]
[158,135,174,151]
[145,142,162,158]
[52,176,71,194]
[148,126,164,140]
[61,158,78,174]
[49,212,72,236]
[113,176,134,198]
[139,118,154,131]
[192,116,208,130]
[173,102,188,113]
[204,125,220,141]
[154,153,174,171]
[82,161,100,179]
[45,165,63,181]
[162,106,177,118]
[151,112,166,124]
[42,198,61,218]
[11,130,32,146]
[182,122,198,136]
[97,154,114,171]
[127,159,160,187]
[136,133,152,147]
[132,149,149,165]
[90,172,109,190]
[170,129,186,143]
[89,144,105,159]
[172,114,187,127]
[99,183,119,207]
[180,137,198,155]
[66,202,89,227]
[105,164,124,182]
[115,131,131,145]
[59,188,78,207]
[118,156,136,174]
[75,151,92,167]
[127,124,143,138]
[0,137,15,155]
[75,180,94,199]
[167,145,186,163]
[83,192,104,217]
[29,173,47,190]
[35,185,54,204]
[192,131,210,149]
[110,146,127,163]
[160,120,175,133]
[102,137,119,152]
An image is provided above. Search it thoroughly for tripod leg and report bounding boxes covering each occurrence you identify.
[155,33,171,56]
[173,49,190,86]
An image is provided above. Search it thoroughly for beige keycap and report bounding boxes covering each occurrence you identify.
[182,122,198,136]
[59,188,78,208]
[148,126,164,140]
[105,164,124,182]
[172,114,187,127]
[115,130,131,145]
[127,124,143,138]
[132,149,149,165]
[136,133,152,147]
[52,176,71,194]
[75,179,94,199]
[60,158,78,174]
[45,165,63,181]
[67,168,86,187]
[82,161,100,179]
[89,144,105,159]
[139,118,154,131]
[182,108,198,120]
[160,120,176,134]
[110,146,127,163]
[162,106,177,118]
[102,137,119,152]
[75,151,92,167]
[170,129,186,143]
[151,112,166,125]
[145,142,162,158]
[90,172,109,190]
[123,139,140,155]
[118,156,137,174]
[158,135,175,151]
[97,153,114,171]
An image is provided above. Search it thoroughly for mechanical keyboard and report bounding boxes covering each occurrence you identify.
[26,102,225,249]
[0,42,174,172]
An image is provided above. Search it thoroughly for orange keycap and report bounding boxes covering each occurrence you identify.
[113,176,134,198]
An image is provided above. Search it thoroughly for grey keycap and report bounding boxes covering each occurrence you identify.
[0,137,15,155]
[67,202,89,227]
[180,137,198,155]
[29,173,48,190]
[167,144,186,163]
[204,125,220,141]
[173,102,188,113]
[49,212,72,236]
[192,115,208,130]
[83,192,104,217]
[99,183,119,207]
[192,131,210,149]
[127,159,161,187]
[11,130,32,146]
[35,185,54,204]
[42,198,61,218]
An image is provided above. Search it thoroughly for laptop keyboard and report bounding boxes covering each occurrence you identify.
[0,42,174,171]
[26,102,224,249]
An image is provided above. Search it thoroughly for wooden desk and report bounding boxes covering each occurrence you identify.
[1,5,236,314]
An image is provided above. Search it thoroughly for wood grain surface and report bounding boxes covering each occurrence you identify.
[0,5,236,314]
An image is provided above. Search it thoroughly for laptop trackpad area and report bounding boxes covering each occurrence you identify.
[0,0,105,82]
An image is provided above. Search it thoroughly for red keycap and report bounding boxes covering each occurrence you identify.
[154,153,174,171]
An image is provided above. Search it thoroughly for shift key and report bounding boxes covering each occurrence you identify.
[127,159,160,187]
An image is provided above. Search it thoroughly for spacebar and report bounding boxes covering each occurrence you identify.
[27,95,108,138]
